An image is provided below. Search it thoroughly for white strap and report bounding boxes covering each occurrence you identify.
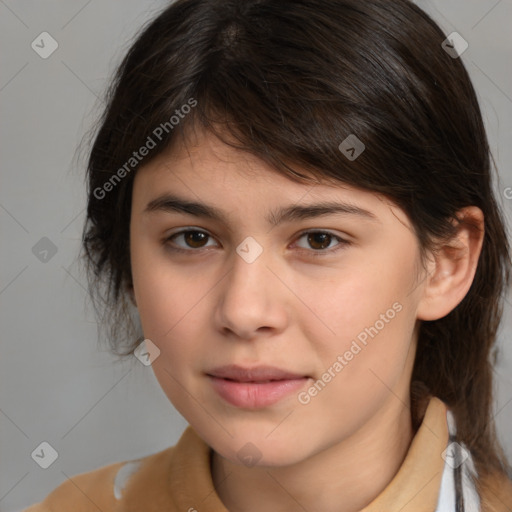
[435,410,480,511]
[113,459,142,500]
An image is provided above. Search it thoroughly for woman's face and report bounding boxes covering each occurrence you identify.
[130,128,428,466]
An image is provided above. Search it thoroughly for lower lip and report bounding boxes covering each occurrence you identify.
[208,376,309,409]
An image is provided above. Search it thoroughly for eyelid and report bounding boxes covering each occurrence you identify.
[163,227,351,255]
[291,229,350,256]
[163,227,219,251]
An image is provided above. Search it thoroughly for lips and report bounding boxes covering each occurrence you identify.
[206,364,308,382]
[206,365,311,408]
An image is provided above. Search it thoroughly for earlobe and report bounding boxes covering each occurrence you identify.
[416,206,484,321]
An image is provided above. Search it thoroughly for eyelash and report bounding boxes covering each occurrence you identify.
[162,228,350,257]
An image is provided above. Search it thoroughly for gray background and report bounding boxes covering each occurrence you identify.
[1,1,511,510]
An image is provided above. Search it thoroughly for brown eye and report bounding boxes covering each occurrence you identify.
[183,231,209,248]
[165,229,217,251]
[307,232,332,250]
[294,230,350,256]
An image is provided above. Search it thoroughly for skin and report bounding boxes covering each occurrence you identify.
[129,127,484,512]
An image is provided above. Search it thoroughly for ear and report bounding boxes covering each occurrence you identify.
[416,206,484,321]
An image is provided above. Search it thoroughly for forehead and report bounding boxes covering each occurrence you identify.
[138,127,308,184]
[132,128,406,226]
[137,128,336,194]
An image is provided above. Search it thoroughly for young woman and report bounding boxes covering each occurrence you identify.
[25,0,512,510]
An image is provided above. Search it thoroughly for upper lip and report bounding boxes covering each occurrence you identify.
[207,365,308,382]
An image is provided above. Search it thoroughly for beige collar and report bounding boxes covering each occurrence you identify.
[156,397,448,511]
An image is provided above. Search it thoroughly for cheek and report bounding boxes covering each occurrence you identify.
[308,248,415,334]
[130,246,207,412]
[301,245,419,390]
[130,237,199,350]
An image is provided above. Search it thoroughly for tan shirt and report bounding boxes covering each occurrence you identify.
[24,397,512,511]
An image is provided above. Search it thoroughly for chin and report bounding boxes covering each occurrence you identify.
[207,428,316,469]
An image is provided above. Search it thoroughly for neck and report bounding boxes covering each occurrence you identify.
[211,395,414,512]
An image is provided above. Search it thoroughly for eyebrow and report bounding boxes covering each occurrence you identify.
[143,193,379,226]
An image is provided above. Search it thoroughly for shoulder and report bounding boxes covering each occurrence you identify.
[477,469,512,512]
[22,445,176,511]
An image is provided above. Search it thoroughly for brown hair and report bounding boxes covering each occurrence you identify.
[82,0,511,485]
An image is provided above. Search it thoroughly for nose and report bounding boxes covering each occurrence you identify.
[214,243,289,340]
